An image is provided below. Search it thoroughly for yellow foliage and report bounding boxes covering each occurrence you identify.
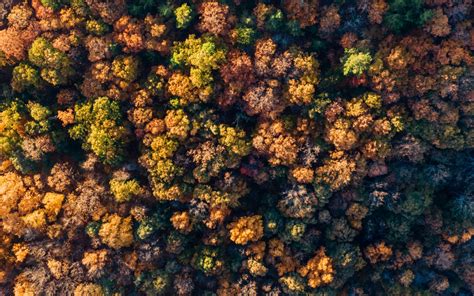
[268,239,299,276]
[13,278,35,296]
[18,189,42,215]
[373,119,392,136]
[12,243,29,263]
[279,275,305,293]
[0,172,25,217]
[247,258,268,276]
[346,203,369,230]
[194,185,241,208]
[362,140,390,160]
[47,224,62,239]
[47,259,68,279]
[316,151,357,190]
[205,206,231,229]
[165,109,190,140]
[21,209,47,230]
[227,215,263,245]
[42,192,64,222]
[365,242,393,264]
[170,211,192,234]
[98,214,133,249]
[253,120,299,166]
[167,72,198,104]
[152,181,184,201]
[364,93,382,109]
[399,269,415,287]
[346,99,367,117]
[74,283,105,296]
[291,167,314,184]
[150,135,179,159]
[218,125,251,157]
[82,249,108,276]
[298,248,334,289]
[288,78,315,105]
[325,125,358,151]
[0,271,6,285]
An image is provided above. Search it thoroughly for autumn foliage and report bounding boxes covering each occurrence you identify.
[0,0,473,295]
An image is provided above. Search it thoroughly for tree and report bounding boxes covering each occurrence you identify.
[298,248,334,288]
[28,37,74,86]
[40,0,62,10]
[384,0,433,33]
[278,186,318,218]
[98,214,133,249]
[11,63,42,92]
[174,3,193,29]
[110,178,144,203]
[342,48,372,76]
[69,97,129,166]
[228,215,264,245]
[197,1,232,36]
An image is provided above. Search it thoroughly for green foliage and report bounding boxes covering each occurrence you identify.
[0,99,54,173]
[0,101,24,157]
[24,101,51,135]
[158,2,174,18]
[69,0,89,16]
[218,124,251,157]
[263,209,283,235]
[137,209,171,240]
[384,0,433,33]
[400,189,432,217]
[410,120,465,150]
[128,0,159,17]
[28,38,74,86]
[171,35,226,71]
[330,243,366,288]
[144,70,165,96]
[234,26,256,46]
[69,97,129,166]
[265,9,284,32]
[286,20,304,37]
[193,246,223,275]
[86,221,101,237]
[0,1,472,295]
[174,3,193,29]
[342,48,372,76]
[283,220,306,242]
[170,35,225,92]
[136,217,157,240]
[11,64,42,92]
[449,195,474,224]
[40,0,63,10]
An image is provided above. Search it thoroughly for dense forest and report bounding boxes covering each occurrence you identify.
[0,0,473,295]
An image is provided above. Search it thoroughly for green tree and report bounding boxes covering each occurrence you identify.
[40,0,62,10]
[384,0,433,33]
[69,97,129,166]
[28,38,74,86]
[174,3,193,29]
[11,63,42,92]
[341,48,372,76]
[171,35,225,71]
